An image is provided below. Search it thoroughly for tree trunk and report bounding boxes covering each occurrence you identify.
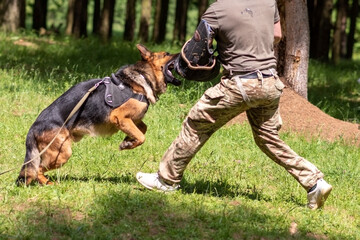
[66,0,88,37]
[308,0,333,61]
[0,0,25,32]
[33,0,48,31]
[275,0,286,77]
[138,0,152,42]
[283,0,310,99]
[124,0,136,41]
[93,0,101,35]
[99,0,116,41]
[346,0,359,59]
[153,0,169,43]
[73,0,88,38]
[173,0,189,42]
[332,0,348,64]
[340,0,349,58]
[65,0,75,35]
[197,0,208,24]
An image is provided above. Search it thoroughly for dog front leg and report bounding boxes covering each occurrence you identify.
[121,121,147,149]
[116,118,146,150]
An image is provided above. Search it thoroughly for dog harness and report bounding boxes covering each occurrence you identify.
[102,73,149,108]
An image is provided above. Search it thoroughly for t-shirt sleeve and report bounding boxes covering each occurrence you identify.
[201,5,219,35]
[274,3,280,23]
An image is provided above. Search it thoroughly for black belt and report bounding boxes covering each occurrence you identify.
[238,72,273,79]
[224,69,275,79]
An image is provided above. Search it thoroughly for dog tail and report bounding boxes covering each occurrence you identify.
[16,130,41,185]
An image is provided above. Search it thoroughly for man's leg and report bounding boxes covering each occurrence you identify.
[246,101,323,191]
[137,78,248,188]
[246,99,332,210]
[159,81,249,184]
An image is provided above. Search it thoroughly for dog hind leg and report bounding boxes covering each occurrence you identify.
[17,132,42,186]
[36,129,73,185]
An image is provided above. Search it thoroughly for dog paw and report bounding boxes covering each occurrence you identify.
[119,141,134,150]
[16,176,34,186]
[45,181,54,185]
[15,176,26,186]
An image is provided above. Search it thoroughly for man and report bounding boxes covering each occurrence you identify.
[136,0,332,210]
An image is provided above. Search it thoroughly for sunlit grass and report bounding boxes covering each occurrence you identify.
[0,33,359,239]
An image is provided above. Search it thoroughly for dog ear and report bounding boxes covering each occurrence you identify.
[136,44,151,60]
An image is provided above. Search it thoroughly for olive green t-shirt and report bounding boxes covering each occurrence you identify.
[202,0,280,73]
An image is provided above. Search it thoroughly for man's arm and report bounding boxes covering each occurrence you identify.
[274,20,282,44]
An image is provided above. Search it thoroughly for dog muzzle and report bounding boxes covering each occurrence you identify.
[164,56,182,86]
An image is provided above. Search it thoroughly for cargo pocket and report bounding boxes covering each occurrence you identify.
[274,78,285,92]
[203,86,225,105]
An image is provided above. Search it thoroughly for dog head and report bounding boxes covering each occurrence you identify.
[136,44,181,95]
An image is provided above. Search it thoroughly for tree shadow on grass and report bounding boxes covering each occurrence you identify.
[180,177,304,207]
[52,173,304,207]
[2,188,339,240]
[56,174,136,185]
[0,35,217,99]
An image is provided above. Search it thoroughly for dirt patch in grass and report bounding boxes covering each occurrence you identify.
[228,87,360,146]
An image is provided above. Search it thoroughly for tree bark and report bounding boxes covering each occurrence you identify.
[33,0,48,31]
[173,0,189,42]
[153,0,169,43]
[93,0,101,35]
[346,0,359,59]
[99,0,116,41]
[65,0,75,35]
[124,0,136,41]
[138,0,152,42]
[275,0,286,77]
[308,0,333,61]
[197,0,208,24]
[72,0,88,38]
[283,0,310,99]
[0,0,25,32]
[332,0,348,64]
[66,0,89,38]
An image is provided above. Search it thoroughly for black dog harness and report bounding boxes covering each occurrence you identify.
[101,73,149,108]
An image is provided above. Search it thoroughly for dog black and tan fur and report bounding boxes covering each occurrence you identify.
[17,44,181,186]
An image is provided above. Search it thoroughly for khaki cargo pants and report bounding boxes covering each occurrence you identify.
[159,74,323,191]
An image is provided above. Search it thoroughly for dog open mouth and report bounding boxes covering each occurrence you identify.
[164,55,182,86]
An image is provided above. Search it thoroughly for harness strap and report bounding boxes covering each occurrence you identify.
[109,73,149,105]
[132,93,149,105]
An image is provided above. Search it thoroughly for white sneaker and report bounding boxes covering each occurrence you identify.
[307,179,332,210]
[136,172,180,192]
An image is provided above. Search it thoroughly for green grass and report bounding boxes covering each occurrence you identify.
[308,59,360,123]
[0,32,359,239]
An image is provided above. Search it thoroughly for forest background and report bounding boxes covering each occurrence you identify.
[0,0,360,239]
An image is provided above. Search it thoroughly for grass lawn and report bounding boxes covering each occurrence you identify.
[0,33,359,239]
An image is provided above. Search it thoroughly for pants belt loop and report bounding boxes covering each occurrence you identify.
[256,70,264,87]
[233,76,252,107]
[269,68,278,78]
[269,68,275,76]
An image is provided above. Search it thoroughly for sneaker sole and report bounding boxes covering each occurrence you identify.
[136,175,156,191]
[136,174,178,192]
[314,185,333,210]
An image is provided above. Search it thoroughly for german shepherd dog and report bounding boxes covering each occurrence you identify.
[16,44,181,186]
